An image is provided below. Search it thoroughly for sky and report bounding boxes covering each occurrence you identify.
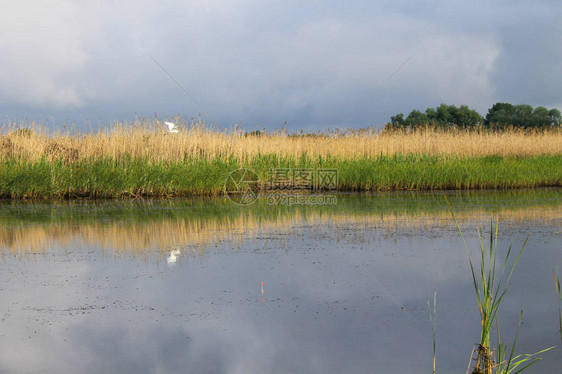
[1,0,561,131]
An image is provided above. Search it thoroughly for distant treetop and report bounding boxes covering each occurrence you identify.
[387,103,561,130]
[484,103,561,129]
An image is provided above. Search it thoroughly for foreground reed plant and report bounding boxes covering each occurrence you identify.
[554,266,562,342]
[422,207,556,373]
[426,291,437,374]
[445,196,553,374]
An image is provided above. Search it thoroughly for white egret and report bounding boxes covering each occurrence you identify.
[164,121,179,133]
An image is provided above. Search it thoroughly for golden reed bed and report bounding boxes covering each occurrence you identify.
[1,120,561,162]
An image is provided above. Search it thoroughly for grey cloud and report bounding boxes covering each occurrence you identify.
[0,0,560,130]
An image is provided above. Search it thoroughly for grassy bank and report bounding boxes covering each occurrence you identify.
[1,122,561,198]
[0,154,560,199]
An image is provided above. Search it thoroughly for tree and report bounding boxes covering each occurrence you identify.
[390,103,559,131]
[436,103,453,125]
[548,108,562,124]
[390,113,405,126]
[484,102,514,127]
[456,105,483,128]
[404,110,428,128]
[513,104,533,127]
[530,106,550,128]
[530,106,562,127]
[389,104,483,129]
[485,102,561,129]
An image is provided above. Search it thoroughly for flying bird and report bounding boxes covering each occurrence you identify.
[164,121,179,133]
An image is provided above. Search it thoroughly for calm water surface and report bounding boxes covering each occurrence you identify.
[0,190,561,373]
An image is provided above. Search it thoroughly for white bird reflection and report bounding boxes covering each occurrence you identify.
[166,248,181,266]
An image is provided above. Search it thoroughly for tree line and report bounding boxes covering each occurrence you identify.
[387,103,562,130]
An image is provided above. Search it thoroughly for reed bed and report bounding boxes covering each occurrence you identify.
[1,120,561,198]
[1,120,561,161]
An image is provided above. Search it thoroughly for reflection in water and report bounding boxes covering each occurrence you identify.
[0,190,561,374]
[1,189,561,259]
[166,249,181,266]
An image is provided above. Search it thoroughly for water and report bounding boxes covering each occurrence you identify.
[0,190,561,373]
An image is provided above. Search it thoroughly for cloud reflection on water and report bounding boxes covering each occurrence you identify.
[0,191,561,373]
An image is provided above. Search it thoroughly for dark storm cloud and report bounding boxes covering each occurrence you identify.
[0,0,559,130]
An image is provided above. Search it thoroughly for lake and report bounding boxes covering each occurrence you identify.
[0,189,561,373]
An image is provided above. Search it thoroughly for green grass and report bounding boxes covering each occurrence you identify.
[0,154,561,199]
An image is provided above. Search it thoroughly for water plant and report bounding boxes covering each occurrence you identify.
[445,196,554,374]
[553,266,562,342]
[426,291,437,374]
